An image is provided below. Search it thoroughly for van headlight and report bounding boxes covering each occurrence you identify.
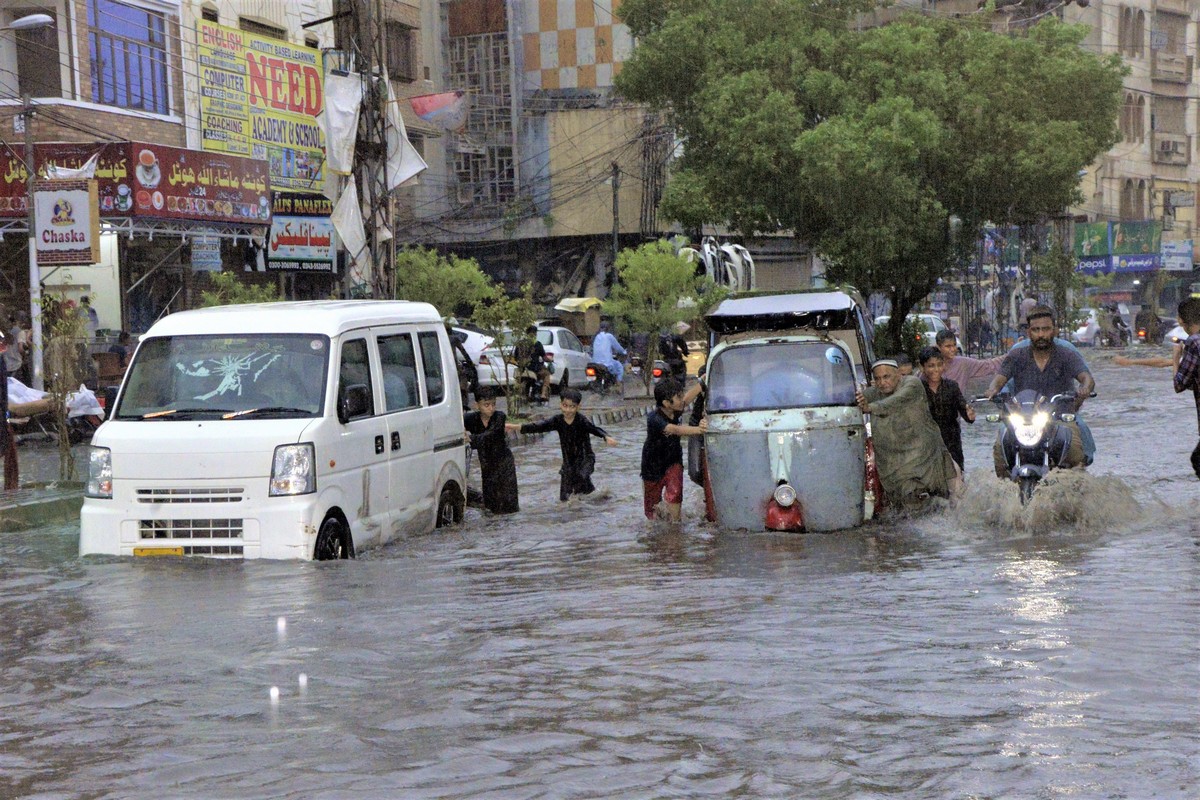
[270,443,315,496]
[85,446,112,499]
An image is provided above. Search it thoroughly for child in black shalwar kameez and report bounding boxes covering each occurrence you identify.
[463,387,520,513]
[509,387,617,501]
[918,346,975,471]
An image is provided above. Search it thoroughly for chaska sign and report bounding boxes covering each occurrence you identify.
[197,21,325,194]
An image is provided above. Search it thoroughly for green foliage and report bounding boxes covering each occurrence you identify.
[617,1,1125,329]
[393,247,498,318]
[199,271,283,307]
[603,240,718,336]
[42,296,88,481]
[472,284,540,415]
[873,315,928,365]
[1032,241,1079,327]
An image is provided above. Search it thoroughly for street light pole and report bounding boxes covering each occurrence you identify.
[23,94,43,390]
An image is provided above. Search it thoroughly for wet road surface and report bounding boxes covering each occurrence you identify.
[1,360,1197,798]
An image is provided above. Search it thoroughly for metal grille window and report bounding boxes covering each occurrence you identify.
[448,32,512,208]
[238,17,286,40]
[88,0,169,114]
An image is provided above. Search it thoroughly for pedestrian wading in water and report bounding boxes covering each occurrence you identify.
[463,386,519,514]
[641,377,706,522]
[918,346,975,472]
[508,387,617,501]
[1172,297,1200,479]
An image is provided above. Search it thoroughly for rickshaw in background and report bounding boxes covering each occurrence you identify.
[690,290,879,532]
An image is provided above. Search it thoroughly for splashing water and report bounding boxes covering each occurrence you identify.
[951,469,1153,533]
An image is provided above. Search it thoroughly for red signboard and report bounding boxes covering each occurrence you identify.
[0,142,270,224]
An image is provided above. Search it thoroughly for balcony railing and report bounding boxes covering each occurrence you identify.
[1152,52,1193,83]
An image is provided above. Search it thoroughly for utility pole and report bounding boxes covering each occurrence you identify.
[611,161,620,267]
[348,0,392,299]
[23,94,43,390]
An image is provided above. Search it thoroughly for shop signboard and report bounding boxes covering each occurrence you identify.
[1076,255,1110,275]
[33,179,100,266]
[196,21,325,194]
[1073,221,1110,257]
[1112,253,1159,272]
[267,192,335,272]
[191,232,224,272]
[1111,220,1162,255]
[0,142,270,225]
[1161,239,1193,272]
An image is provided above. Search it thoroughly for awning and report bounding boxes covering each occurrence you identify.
[554,297,603,313]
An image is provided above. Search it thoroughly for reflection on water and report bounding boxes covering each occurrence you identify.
[1,362,1198,798]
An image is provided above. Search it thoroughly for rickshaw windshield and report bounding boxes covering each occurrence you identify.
[115,334,330,420]
[707,341,857,412]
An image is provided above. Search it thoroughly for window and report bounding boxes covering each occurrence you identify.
[418,331,445,405]
[339,338,375,419]
[386,22,415,82]
[15,11,60,98]
[378,334,420,411]
[707,342,857,412]
[88,0,170,114]
[201,5,218,22]
[1136,95,1145,141]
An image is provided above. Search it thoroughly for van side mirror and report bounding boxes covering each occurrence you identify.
[338,383,371,423]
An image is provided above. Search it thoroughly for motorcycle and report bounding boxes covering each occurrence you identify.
[982,390,1090,504]
[629,354,644,377]
[586,362,618,395]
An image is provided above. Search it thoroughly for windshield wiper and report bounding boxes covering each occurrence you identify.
[141,408,232,419]
[222,406,312,419]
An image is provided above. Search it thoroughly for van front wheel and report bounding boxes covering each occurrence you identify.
[314,515,354,560]
[436,484,464,528]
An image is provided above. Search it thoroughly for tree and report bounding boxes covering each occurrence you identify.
[617,3,1124,352]
[394,247,499,318]
[603,240,726,389]
[199,271,283,307]
[472,284,540,417]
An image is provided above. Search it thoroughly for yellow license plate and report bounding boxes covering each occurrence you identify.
[133,546,184,557]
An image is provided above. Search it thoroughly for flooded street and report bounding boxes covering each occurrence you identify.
[2,360,1197,799]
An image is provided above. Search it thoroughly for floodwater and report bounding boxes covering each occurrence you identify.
[1,360,1197,799]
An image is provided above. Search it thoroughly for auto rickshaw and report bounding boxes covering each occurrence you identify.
[692,290,878,532]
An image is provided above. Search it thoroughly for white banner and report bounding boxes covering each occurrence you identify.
[321,73,363,176]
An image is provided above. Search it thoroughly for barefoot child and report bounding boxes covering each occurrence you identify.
[463,386,519,514]
[507,387,617,501]
[918,346,974,472]
[641,377,706,522]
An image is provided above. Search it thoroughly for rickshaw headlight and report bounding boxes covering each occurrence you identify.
[773,483,797,507]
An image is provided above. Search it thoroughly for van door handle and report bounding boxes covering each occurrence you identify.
[375,435,384,454]
[391,432,401,451]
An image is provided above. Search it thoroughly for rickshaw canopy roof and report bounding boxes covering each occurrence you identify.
[705,290,867,335]
[554,297,603,313]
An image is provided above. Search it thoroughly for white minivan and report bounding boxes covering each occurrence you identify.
[79,301,467,560]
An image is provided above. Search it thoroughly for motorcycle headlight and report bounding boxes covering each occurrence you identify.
[270,443,316,496]
[85,446,112,499]
[1013,412,1050,446]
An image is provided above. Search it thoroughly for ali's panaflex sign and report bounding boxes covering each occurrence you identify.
[197,21,325,193]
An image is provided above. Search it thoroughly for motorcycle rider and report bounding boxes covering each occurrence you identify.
[590,321,626,383]
[984,305,1095,478]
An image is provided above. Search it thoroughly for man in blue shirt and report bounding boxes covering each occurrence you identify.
[985,306,1095,477]
[590,321,627,382]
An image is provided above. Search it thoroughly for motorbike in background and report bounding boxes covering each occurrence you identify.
[981,390,1092,504]
[586,362,618,396]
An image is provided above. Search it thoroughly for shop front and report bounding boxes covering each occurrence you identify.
[0,141,270,334]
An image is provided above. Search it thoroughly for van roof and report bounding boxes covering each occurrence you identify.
[144,300,444,337]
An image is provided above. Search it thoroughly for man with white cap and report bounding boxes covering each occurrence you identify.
[856,358,960,508]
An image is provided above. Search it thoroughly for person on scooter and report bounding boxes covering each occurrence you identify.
[591,321,626,383]
[514,325,551,405]
[984,306,1095,477]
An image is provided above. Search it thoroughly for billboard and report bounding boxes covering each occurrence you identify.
[0,142,270,225]
[34,179,100,266]
[197,21,325,194]
[267,193,335,272]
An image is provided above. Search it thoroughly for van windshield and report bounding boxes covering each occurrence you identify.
[115,334,330,420]
[707,341,857,412]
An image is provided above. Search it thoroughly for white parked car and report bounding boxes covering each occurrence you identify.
[452,325,515,389]
[473,324,593,391]
[874,313,963,352]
